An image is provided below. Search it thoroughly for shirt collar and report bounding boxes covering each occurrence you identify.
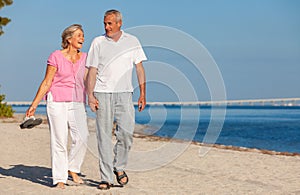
[105,30,126,42]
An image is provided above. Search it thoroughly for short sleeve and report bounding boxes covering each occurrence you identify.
[86,38,100,68]
[133,39,147,65]
[47,50,59,68]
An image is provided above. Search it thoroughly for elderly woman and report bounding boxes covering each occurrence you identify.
[26,24,89,189]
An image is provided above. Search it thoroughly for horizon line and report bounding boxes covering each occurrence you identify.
[6,97,300,106]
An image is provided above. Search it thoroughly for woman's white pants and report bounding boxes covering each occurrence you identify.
[47,100,89,185]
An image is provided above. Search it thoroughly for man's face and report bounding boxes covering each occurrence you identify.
[104,14,122,37]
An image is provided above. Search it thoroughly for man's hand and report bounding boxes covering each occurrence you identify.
[88,95,99,112]
[138,95,146,112]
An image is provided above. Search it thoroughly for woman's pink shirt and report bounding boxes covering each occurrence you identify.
[46,50,87,102]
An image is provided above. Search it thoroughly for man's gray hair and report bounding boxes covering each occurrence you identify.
[104,9,122,22]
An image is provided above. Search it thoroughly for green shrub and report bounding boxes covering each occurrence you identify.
[0,90,15,117]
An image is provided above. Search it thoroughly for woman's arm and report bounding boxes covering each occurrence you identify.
[26,65,57,116]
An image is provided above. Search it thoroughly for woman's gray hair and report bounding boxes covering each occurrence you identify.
[61,24,83,49]
[104,9,122,22]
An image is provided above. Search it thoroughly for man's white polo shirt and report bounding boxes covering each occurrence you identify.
[86,31,147,93]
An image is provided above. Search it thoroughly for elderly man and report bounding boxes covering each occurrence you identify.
[86,9,147,190]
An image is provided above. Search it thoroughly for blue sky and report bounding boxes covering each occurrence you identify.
[0,0,299,102]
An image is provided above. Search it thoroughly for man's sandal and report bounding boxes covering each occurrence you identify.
[98,181,112,190]
[114,171,129,185]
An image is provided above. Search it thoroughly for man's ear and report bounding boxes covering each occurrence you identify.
[118,20,122,28]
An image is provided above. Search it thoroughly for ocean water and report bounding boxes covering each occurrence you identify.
[13,104,300,153]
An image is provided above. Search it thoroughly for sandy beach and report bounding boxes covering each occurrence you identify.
[0,114,300,195]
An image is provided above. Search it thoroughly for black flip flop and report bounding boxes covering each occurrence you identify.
[114,171,128,185]
[20,118,34,129]
[98,181,112,190]
[30,118,43,128]
[20,117,42,129]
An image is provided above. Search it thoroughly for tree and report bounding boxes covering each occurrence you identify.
[0,0,13,36]
[0,85,15,117]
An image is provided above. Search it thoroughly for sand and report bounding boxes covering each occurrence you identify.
[0,114,300,195]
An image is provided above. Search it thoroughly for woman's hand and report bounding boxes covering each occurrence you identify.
[26,106,36,117]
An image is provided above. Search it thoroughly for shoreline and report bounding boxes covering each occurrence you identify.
[3,113,300,157]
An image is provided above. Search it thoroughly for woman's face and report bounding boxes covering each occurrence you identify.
[69,29,84,50]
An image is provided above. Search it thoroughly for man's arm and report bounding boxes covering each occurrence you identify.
[136,62,146,112]
[86,67,98,112]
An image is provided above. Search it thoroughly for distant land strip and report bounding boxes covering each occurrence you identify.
[6,97,300,106]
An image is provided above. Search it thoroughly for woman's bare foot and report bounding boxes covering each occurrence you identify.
[56,182,65,189]
[68,170,84,184]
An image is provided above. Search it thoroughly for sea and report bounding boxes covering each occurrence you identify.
[12,104,300,154]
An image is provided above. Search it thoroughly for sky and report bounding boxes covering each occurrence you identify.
[0,0,299,102]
